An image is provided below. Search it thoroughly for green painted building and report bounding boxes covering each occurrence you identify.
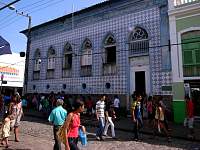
[168,0,200,123]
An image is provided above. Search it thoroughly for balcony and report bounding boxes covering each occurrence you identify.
[80,65,92,77]
[103,63,117,76]
[183,65,200,77]
[174,0,198,6]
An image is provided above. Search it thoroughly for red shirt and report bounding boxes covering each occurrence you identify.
[68,113,80,138]
[186,100,194,118]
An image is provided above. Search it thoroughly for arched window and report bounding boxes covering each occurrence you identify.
[33,48,41,80]
[47,46,56,79]
[102,34,117,76]
[182,30,200,77]
[129,27,149,56]
[34,48,41,71]
[47,46,56,70]
[80,39,92,76]
[104,34,116,64]
[81,39,92,66]
[63,42,72,69]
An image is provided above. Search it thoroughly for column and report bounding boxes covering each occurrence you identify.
[169,15,185,123]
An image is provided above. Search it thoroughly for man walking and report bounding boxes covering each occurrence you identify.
[96,95,106,141]
[48,99,67,150]
[131,94,143,141]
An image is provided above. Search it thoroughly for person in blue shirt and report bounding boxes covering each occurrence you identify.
[48,99,67,150]
[131,94,143,141]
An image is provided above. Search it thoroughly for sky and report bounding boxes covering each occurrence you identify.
[0,0,107,53]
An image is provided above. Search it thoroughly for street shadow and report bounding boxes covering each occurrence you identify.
[86,129,200,150]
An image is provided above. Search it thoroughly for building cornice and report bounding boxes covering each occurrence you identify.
[168,2,200,17]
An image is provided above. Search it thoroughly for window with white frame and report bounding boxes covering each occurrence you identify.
[81,39,92,66]
[129,27,149,56]
[47,46,56,70]
[63,43,73,69]
[34,49,41,71]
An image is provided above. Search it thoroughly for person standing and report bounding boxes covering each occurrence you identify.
[184,95,194,139]
[0,112,13,148]
[48,99,67,150]
[113,95,120,120]
[131,94,143,141]
[95,95,106,141]
[9,93,23,142]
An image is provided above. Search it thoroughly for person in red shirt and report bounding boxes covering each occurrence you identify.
[184,95,194,138]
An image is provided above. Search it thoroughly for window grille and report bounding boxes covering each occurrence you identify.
[129,27,149,56]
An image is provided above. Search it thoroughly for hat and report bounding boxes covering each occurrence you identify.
[56,99,64,106]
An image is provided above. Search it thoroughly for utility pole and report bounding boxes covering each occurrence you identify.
[16,11,31,95]
[0,0,20,11]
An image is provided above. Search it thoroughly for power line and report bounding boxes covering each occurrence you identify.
[0,0,59,22]
[28,39,200,60]
[0,0,64,31]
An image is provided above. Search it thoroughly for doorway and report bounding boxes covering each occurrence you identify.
[135,71,146,94]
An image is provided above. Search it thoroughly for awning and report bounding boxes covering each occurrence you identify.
[0,36,12,55]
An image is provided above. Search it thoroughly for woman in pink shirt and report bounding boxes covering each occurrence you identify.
[63,100,85,150]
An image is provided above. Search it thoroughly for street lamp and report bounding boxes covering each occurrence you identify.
[0,0,20,11]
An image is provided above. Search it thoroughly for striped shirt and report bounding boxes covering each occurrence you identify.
[96,100,105,118]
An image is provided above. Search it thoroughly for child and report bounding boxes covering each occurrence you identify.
[0,112,13,148]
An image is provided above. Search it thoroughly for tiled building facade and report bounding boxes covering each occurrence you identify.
[22,0,171,107]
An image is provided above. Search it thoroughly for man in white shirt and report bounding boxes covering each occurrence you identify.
[95,95,106,141]
[113,95,120,120]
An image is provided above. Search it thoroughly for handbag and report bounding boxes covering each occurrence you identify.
[78,126,87,146]
[57,113,74,144]
[57,125,66,144]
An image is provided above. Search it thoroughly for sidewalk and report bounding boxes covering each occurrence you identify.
[24,110,200,142]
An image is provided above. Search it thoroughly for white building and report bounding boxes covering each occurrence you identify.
[0,53,25,95]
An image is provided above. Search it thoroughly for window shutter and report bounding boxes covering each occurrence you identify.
[196,50,200,64]
[183,51,193,65]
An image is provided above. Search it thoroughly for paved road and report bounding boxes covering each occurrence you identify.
[1,116,200,150]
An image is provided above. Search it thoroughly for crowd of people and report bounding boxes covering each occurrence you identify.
[0,91,195,150]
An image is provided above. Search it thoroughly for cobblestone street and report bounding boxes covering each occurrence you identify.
[1,116,200,150]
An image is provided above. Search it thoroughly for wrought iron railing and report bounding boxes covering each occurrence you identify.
[129,39,149,56]
[183,65,200,77]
